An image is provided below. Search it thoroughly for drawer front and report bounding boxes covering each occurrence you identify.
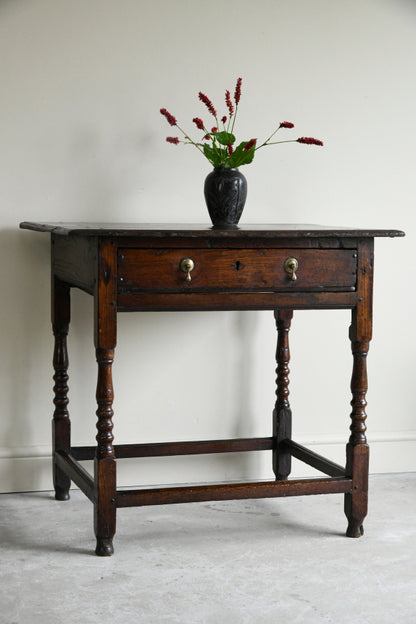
[117,248,357,293]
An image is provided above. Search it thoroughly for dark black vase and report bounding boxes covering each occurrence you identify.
[204,167,247,227]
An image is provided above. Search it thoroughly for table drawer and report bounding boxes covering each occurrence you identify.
[117,248,357,293]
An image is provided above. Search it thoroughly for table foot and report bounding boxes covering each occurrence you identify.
[95,537,114,556]
[346,521,364,538]
[54,487,70,501]
[275,474,288,481]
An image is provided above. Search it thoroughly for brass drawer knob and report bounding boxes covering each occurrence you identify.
[284,257,299,281]
[180,257,195,282]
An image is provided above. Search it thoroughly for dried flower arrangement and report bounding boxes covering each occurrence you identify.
[160,77,323,168]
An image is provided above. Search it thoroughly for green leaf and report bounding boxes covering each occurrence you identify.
[211,131,236,146]
[228,141,256,167]
[203,144,222,167]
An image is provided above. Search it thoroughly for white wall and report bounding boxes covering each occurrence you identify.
[0,0,414,493]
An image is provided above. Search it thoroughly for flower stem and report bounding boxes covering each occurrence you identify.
[230,105,238,135]
[256,125,282,150]
[261,140,298,146]
[176,123,205,154]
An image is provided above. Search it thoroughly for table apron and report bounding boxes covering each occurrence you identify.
[117,290,357,312]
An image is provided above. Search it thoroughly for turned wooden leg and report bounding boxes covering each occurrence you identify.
[345,336,370,537]
[94,238,117,556]
[52,278,71,501]
[94,348,117,556]
[273,310,293,480]
[344,240,373,538]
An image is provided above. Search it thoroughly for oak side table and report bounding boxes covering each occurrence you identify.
[20,222,404,556]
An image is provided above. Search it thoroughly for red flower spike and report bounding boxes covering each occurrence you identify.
[244,138,256,151]
[234,77,242,105]
[297,137,323,146]
[280,121,294,129]
[203,134,210,140]
[193,117,204,130]
[227,142,233,156]
[160,108,177,127]
[211,127,218,133]
[225,90,234,116]
[221,116,227,124]
[198,92,217,118]
[166,136,179,145]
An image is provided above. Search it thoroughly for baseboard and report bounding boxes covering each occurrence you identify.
[1,433,415,494]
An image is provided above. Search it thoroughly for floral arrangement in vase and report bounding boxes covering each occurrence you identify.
[160,77,323,226]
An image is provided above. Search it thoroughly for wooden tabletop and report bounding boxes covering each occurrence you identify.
[19,222,405,238]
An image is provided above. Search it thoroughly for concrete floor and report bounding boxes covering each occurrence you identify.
[0,473,415,624]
